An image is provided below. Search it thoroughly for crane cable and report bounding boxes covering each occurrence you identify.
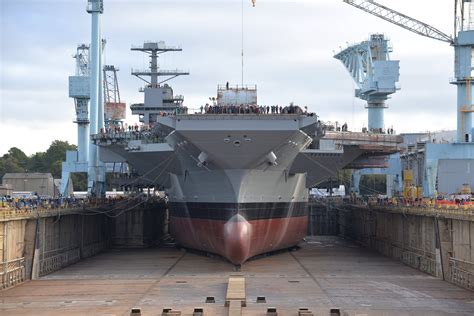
[241,0,244,86]
[241,0,256,86]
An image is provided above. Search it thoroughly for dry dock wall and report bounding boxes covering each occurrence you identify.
[110,200,167,248]
[0,200,166,290]
[307,201,339,236]
[0,213,109,289]
[33,214,108,277]
[338,205,474,291]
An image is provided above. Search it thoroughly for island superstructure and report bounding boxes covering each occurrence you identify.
[94,41,401,264]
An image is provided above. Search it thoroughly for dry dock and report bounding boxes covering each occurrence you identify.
[2,200,474,315]
[1,236,474,315]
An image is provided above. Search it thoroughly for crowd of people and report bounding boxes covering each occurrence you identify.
[175,107,189,115]
[199,103,307,115]
[94,103,314,141]
[361,127,396,134]
[0,194,147,213]
[96,124,157,142]
[100,124,153,135]
[0,196,83,212]
[344,193,474,208]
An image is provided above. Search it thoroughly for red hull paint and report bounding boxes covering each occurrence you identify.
[170,216,308,264]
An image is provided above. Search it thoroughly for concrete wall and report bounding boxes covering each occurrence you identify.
[307,201,339,236]
[35,214,109,277]
[339,206,474,291]
[1,200,167,290]
[110,200,167,248]
[0,213,109,288]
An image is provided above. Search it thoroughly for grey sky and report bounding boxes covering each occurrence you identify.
[0,0,456,155]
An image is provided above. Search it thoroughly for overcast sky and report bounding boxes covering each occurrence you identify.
[0,0,456,155]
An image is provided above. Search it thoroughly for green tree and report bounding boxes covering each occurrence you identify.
[43,141,76,169]
[6,147,28,169]
[360,174,387,196]
[27,152,47,172]
[42,141,76,179]
[338,169,353,194]
[0,141,77,181]
[71,173,87,191]
[0,157,23,179]
[50,160,62,179]
[0,147,29,179]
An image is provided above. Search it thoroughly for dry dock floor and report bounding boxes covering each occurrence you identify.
[1,236,474,315]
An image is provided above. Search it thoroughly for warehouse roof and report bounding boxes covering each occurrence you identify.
[3,173,54,180]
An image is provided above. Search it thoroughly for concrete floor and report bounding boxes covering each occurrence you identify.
[1,236,474,315]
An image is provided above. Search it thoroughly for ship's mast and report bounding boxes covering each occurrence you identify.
[131,42,189,87]
[130,42,189,125]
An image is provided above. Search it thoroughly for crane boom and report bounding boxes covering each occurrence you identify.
[343,0,454,44]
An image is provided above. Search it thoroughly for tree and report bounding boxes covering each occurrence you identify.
[43,141,76,170]
[50,160,62,179]
[42,141,76,179]
[27,152,47,172]
[0,141,77,181]
[360,174,387,196]
[338,169,353,194]
[6,147,28,169]
[0,157,23,179]
[0,147,29,179]
[71,173,87,191]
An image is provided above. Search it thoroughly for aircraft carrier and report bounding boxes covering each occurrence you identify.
[2,1,474,315]
[94,41,401,264]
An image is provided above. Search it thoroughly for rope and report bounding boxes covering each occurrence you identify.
[82,153,177,217]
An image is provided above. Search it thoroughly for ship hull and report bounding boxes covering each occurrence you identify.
[95,114,401,264]
[98,115,318,264]
[169,202,308,264]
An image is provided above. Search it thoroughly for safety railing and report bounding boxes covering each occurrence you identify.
[131,68,189,75]
[342,199,474,220]
[91,131,165,144]
[450,257,474,290]
[131,43,182,50]
[0,206,83,221]
[324,130,403,144]
[40,248,81,276]
[217,84,257,90]
[0,257,26,289]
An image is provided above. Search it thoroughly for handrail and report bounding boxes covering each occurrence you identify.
[0,257,25,265]
[449,257,474,267]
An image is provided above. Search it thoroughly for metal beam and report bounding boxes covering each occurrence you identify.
[343,0,454,44]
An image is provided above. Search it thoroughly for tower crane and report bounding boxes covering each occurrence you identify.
[69,44,90,162]
[60,44,92,197]
[334,34,400,133]
[343,0,474,143]
[87,0,104,195]
[103,65,126,128]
